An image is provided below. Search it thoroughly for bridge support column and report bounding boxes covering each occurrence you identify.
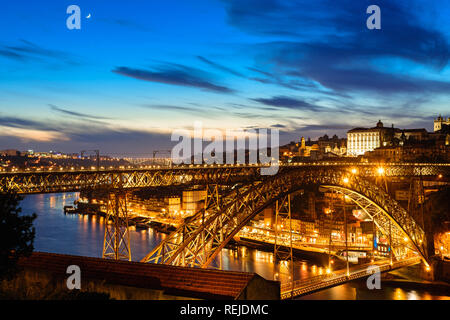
[197,184,222,268]
[102,190,131,261]
[274,194,294,291]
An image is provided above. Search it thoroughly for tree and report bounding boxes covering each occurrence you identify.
[0,192,37,280]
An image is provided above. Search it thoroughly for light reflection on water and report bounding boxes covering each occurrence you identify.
[299,283,449,300]
[20,193,450,300]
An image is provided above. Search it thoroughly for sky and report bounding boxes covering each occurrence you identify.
[0,0,449,155]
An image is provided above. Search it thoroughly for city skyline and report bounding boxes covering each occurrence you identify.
[1,0,450,154]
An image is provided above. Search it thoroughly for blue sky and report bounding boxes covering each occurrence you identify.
[0,0,449,154]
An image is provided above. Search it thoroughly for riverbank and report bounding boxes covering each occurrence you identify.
[233,236,349,269]
[381,263,450,294]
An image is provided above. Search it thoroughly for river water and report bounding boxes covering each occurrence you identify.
[19,193,449,300]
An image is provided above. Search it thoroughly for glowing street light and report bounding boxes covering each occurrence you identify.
[377,167,385,175]
[351,168,358,174]
[343,177,349,184]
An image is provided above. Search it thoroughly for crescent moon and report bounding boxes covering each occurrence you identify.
[86,13,91,19]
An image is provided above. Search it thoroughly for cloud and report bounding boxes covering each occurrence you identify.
[247,67,273,78]
[112,64,235,93]
[0,116,44,129]
[139,104,207,115]
[0,114,172,153]
[273,42,450,95]
[49,104,112,121]
[0,39,78,65]
[197,56,244,77]
[221,0,450,97]
[0,125,69,142]
[0,116,69,142]
[0,49,26,61]
[270,123,287,128]
[251,96,325,112]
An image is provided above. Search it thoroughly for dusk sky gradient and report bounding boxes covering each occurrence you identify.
[1,0,449,154]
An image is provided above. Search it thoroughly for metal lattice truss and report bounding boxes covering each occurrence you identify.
[1,163,448,194]
[322,183,426,260]
[274,195,293,262]
[102,191,131,261]
[141,167,430,267]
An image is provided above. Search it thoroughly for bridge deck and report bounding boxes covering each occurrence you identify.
[1,162,448,194]
[280,257,421,299]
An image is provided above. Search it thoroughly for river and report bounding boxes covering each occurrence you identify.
[19,193,449,300]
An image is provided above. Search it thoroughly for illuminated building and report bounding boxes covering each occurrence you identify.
[182,190,207,215]
[434,115,450,132]
[347,120,387,156]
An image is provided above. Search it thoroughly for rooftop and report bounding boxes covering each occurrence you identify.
[18,251,276,300]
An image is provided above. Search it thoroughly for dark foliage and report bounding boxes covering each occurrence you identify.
[425,186,450,234]
[0,192,36,280]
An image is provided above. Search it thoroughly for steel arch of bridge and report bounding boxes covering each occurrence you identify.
[141,167,428,267]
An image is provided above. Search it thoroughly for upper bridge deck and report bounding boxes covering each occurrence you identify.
[1,162,448,194]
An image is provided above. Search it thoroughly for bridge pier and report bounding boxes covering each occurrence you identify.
[102,189,131,261]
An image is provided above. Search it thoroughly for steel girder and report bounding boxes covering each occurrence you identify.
[0,163,448,194]
[322,184,426,262]
[141,166,430,267]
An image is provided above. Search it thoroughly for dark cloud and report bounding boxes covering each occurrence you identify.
[251,96,325,112]
[0,49,26,61]
[197,56,244,77]
[112,65,235,93]
[222,0,450,97]
[49,104,112,121]
[0,39,78,65]
[247,67,274,78]
[0,116,49,130]
[274,42,450,95]
[247,66,317,90]
[140,104,208,115]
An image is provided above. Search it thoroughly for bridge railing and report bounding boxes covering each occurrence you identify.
[280,256,421,294]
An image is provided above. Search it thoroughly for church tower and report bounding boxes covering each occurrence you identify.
[434,115,445,132]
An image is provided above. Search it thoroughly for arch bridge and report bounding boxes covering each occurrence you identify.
[1,162,449,270]
[141,164,447,268]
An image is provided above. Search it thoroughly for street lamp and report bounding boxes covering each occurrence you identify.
[377,167,385,175]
